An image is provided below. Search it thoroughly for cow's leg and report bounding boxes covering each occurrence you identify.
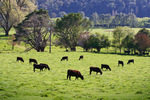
[33,68,35,72]
[90,70,92,75]
[69,76,71,80]
[67,75,69,80]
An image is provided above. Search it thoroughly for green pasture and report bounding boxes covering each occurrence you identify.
[0,48,150,100]
[0,28,150,100]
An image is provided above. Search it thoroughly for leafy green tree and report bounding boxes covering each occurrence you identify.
[14,9,53,52]
[112,26,133,53]
[0,0,36,36]
[88,33,110,52]
[137,28,150,38]
[90,12,99,26]
[122,35,135,52]
[55,13,91,51]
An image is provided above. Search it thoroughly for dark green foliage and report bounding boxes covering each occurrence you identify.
[37,0,150,18]
[54,13,91,51]
[122,35,135,52]
[80,33,110,52]
[137,28,150,38]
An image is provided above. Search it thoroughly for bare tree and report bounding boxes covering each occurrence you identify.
[15,9,53,52]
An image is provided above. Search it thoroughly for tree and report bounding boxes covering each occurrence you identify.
[55,13,91,51]
[137,28,150,38]
[14,9,53,52]
[122,35,135,52]
[112,27,125,53]
[78,31,90,51]
[112,26,134,53]
[0,0,36,36]
[88,33,110,52]
[134,33,150,55]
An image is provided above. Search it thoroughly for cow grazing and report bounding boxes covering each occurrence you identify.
[61,56,68,61]
[127,59,134,64]
[40,63,50,70]
[67,69,84,80]
[29,58,38,64]
[118,60,124,67]
[101,64,111,71]
[90,67,102,75]
[17,57,24,62]
[79,55,83,60]
[33,64,45,72]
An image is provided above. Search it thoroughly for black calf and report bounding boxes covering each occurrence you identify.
[40,63,50,70]
[29,58,38,64]
[33,64,45,72]
[127,59,134,64]
[61,56,68,61]
[118,60,124,67]
[101,64,111,71]
[17,57,24,62]
[90,67,102,75]
[79,55,83,60]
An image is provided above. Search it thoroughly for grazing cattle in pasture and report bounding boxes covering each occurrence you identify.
[127,59,134,64]
[29,58,38,64]
[17,57,24,62]
[67,69,84,80]
[79,55,83,60]
[101,64,111,71]
[124,50,130,54]
[33,64,45,72]
[90,67,102,75]
[61,56,68,61]
[40,63,50,70]
[118,60,124,67]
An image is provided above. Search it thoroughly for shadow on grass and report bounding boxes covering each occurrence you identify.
[81,51,150,57]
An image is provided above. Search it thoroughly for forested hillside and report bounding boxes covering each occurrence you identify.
[36,0,150,18]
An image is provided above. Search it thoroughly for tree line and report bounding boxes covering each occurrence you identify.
[14,9,150,55]
[90,13,139,28]
[37,0,150,18]
[0,1,150,54]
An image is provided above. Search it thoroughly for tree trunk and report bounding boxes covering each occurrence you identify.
[5,30,9,36]
[97,48,101,52]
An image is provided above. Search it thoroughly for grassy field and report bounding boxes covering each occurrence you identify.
[0,47,150,100]
[0,28,150,100]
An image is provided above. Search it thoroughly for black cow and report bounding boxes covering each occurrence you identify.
[33,64,45,72]
[29,58,38,64]
[67,69,84,80]
[134,52,138,55]
[101,64,111,71]
[79,55,83,60]
[90,67,102,75]
[17,57,24,62]
[127,59,134,64]
[118,60,124,67]
[61,56,68,61]
[124,50,130,54]
[40,63,50,70]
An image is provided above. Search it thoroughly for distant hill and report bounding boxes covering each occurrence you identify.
[36,0,150,18]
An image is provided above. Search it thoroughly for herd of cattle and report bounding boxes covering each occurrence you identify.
[16,55,134,81]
